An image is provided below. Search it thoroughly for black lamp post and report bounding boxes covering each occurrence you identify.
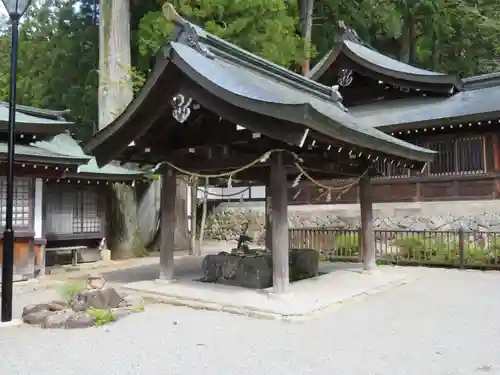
[0,0,33,323]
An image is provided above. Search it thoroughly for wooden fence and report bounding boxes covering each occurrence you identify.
[289,227,500,269]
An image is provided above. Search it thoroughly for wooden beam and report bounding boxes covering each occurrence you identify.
[163,120,259,152]
[234,167,363,182]
[181,78,307,146]
[166,153,269,172]
[159,165,177,280]
[167,151,364,176]
[359,173,376,271]
[87,61,183,166]
[227,140,370,171]
[269,152,289,294]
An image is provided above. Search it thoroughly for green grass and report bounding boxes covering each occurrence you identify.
[87,308,116,325]
[392,235,498,265]
[58,280,86,302]
[332,233,360,257]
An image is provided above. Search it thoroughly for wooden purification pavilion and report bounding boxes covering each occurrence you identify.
[84,4,435,294]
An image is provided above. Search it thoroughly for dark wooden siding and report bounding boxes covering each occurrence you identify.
[289,134,498,204]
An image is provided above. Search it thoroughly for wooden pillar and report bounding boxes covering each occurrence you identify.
[265,182,272,251]
[160,166,177,280]
[491,134,500,197]
[489,133,499,171]
[359,173,376,271]
[269,153,289,293]
[189,178,199,255]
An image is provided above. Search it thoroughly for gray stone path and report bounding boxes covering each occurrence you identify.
[1,267,499,375]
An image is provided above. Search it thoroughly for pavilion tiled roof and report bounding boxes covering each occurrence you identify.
[84,5,436,168]
[307,27,500,132]
[34,133,142,178]
[350,84,500,131]
[0,104,142,179]
[307,27,461,91]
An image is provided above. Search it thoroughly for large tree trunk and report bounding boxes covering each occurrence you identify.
[431,31,440,70]
[408,13,417,64]
[99,0,137,259]
[98,0,189,258]
[299,0,314,75]
[400,0,417,64]
[400,0,411,63]
[99,0,132,127]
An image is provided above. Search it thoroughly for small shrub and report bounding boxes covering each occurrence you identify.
[484,236,500,264]
[393,236,427,259]
[88,308,116,325]
[428,237,458,263]
[394,235,459,263]
[489,236,500,252]
[464,242,493,265]
[59,280,86,302]
[332,233,360,256]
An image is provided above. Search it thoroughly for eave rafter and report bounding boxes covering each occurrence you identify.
[145,115,262,154]
[0,162,77,177]
[122,118,422,178]
[388,117,500,138]
[165,152,358,174]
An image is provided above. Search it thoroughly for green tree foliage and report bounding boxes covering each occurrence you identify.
[0,0,98,140]
[312,0,500,76]
[0,0,499,141]
[137,0,306,67]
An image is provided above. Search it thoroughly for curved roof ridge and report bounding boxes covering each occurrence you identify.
[309,25,462,90]
[350,84,500,131]
[163,3,344,105]
[0,101,70,121]
[342,39,446,77]
[462,71,500,90]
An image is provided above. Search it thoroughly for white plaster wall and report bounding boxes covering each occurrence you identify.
[216,199,500,218]
[197,186,265,201]
[34,178,43,238]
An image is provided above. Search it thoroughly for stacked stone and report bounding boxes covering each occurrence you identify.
[201,249,319,289]
[22,275,144,329]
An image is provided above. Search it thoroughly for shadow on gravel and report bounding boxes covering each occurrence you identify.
[102,257,205,284]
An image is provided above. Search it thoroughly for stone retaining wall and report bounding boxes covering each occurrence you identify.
[203,200,500,242]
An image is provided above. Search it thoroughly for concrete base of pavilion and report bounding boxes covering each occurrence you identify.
[122,263,415,321]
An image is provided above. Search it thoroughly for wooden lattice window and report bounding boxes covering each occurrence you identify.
[418,136,486,175]
[0,177,32,229]
[455,136,486,173]
[373,159,410,179]
[73,189,101,234]
[44,185,103,235]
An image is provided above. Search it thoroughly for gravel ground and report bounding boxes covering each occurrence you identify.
[1,267,499,375]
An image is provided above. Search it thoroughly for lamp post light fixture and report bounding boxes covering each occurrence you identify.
[0,0,33,323]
